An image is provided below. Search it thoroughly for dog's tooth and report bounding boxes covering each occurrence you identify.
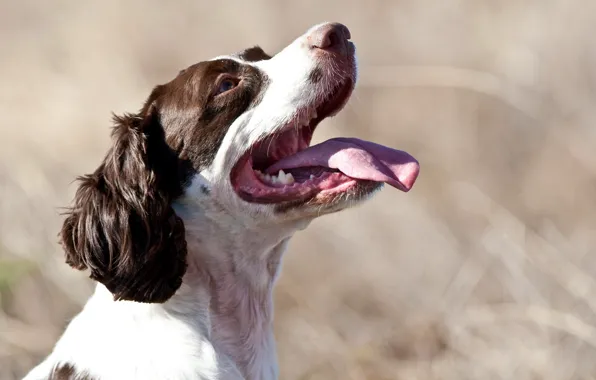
[277,170,288,185]
[277,170,295,185]
[309,174,315,180]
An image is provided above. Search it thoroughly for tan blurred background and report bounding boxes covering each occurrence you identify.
[2,0,596,379]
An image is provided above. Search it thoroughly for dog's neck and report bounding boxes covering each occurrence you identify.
[183,237,288,380]
[169,201,304,380]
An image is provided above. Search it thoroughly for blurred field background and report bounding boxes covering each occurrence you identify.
[2,0,596,379]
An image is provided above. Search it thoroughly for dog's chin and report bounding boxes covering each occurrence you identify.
[272,180,383,216]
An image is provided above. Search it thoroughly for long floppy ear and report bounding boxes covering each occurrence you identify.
[60,102,188,303]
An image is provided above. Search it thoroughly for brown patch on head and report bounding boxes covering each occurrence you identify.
[237,46,272,62]
[151,58,267,170]
[51,363,95,380]
[60,57,266,303]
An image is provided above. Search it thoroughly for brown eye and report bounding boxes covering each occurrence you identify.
[216,78,239,95]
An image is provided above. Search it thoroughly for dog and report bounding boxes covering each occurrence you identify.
[24,22,420,380]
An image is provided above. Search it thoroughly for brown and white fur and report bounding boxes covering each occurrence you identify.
[24,22,403,380]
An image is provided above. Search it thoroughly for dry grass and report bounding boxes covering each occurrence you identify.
[1,0,596,379]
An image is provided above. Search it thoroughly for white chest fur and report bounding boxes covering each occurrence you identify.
[27,282,280,380]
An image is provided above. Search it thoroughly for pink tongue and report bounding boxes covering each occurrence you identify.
[266,137,420,191]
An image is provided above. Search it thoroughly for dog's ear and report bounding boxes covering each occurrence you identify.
[60,98,188,303]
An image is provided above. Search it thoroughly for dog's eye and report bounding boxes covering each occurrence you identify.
[215,78,239,95]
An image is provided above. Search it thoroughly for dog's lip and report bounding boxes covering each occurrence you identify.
[232,155,362,204]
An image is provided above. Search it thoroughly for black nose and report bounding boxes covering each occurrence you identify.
[307,22,351,57]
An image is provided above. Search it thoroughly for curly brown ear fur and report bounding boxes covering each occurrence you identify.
[60,104,188,303]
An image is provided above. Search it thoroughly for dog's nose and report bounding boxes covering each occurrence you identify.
[307,22,351,57]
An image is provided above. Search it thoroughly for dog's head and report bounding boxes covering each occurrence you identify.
[61,23,420,303]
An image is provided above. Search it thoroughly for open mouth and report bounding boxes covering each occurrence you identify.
[231,79,420,204]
